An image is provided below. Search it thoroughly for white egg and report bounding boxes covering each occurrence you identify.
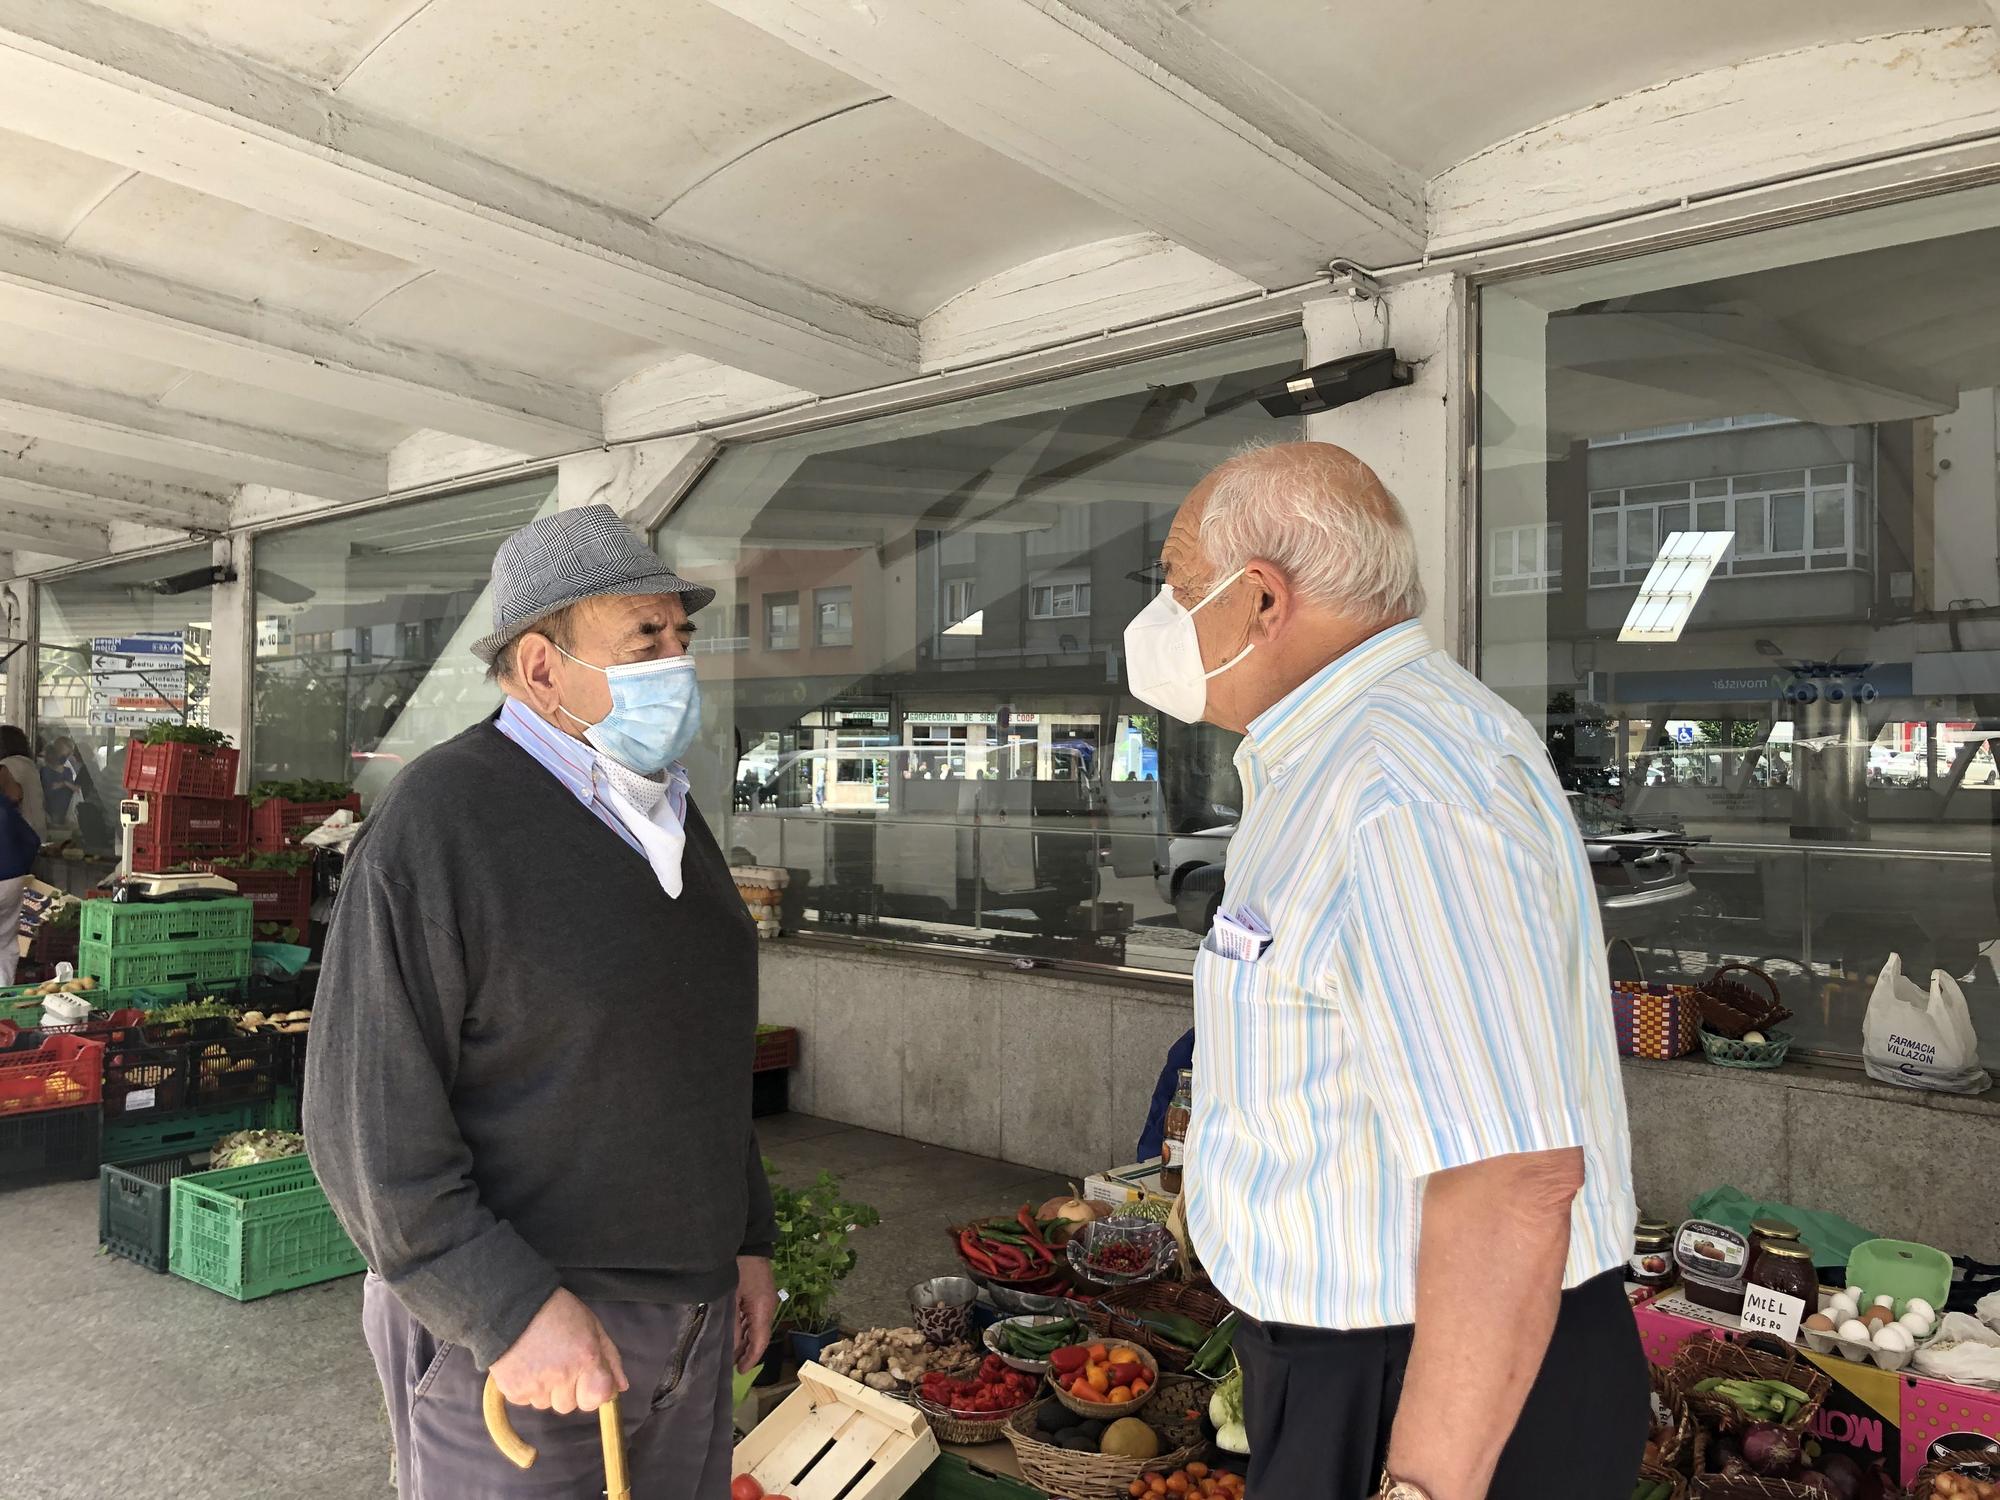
[1872,1294,1897,1310]
[1837,1318,1872,1342]
[1898,1311,1933,1339]
[1845,1284,1866,1302]
[1828,1294,1860,1319]
[1873,1323,1914,1352]
[1905,1298,1937,1322]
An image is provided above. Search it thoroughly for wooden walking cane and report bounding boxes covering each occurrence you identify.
[483,1372,633,1500]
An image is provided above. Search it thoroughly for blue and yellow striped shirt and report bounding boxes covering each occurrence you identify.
[1184,621,1636,1330]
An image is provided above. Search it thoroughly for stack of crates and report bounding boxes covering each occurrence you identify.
[122,738,248,871]
[0,1023,104,1188]
[80,897,253,992]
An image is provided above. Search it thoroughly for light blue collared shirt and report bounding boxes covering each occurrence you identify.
[492,698,687,862]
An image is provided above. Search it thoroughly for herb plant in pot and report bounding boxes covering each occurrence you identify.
[767,1161,881,1378]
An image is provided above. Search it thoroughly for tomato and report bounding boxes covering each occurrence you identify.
[732,1478,765,1500]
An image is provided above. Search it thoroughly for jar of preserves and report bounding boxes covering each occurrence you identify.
[1159,1069,1193,1195]
[1675,1220,1750,1316]
[1630,1226,1674,1290]
[1747,1240,1818,1308]
[1747,1217,1802,1266]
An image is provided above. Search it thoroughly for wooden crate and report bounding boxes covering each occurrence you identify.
[733,1365,939,1500]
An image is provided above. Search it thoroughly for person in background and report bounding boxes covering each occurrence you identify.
[308,506,776,1500]
[0,726,47,846]
[41,737,82,832]
[1137,1027,1196,1162]
[0,760,40,985]
[1128,443,1643,1500]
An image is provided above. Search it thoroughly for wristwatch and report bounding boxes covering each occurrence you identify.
[1378,1472,1434,1500]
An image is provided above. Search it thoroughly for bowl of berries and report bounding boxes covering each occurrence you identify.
[1065,1217,1176,1289]
[915,1355,1043,1444]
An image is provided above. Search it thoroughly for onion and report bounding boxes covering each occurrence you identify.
[1743,1422,1803,1477]
[1037,1191,1101,1226]
[1815,1453,1863,1500]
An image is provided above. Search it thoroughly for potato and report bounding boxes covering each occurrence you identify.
[286,1010,311,1022]
[279,1022,309,1033]
[242,1011,267,1026]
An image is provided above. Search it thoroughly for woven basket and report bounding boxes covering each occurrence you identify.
[913,1395,1030,1446]
[1049,1345,1162,1420]
[1648,1365,1701,1476]
[1697,964,1791,1039]
[1004,1383,1207,1500]
[1671,1340,1829,1435]
[1691,1479,1826,1499]
[1082,1284,1234,1373]
[1910,1458,2000,1498]
[1698,1026,1793,1070]
[1635,1460,1687,1500]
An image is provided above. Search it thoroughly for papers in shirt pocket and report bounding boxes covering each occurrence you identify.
[1207,907,1272,961]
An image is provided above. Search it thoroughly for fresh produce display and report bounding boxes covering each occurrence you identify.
[249,780,353,806]
[816,1328,977,1390]
[1030,1401,1115,1455]
[1127,1464,1243,1499]
[1629,1477,1674,1500]
[1689,1375,1814,1425]
[1932,1471,2000,1500]
[145,998,236,1027]
[1036,1189,1112,1243]
[140,724,232,750]
[1186,1315,1241,1379]
[994,1317,1083,1362]
[1087,1242,1156,1278]
[236,1009,311,1036]
[212,1129,304,1167]
[1207,1366,1248,1456]
[1052,1343,1155,1407]
[951,1206,1071,1285]
[920,1355,1039,1414]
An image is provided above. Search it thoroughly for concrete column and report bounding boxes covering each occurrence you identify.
[206,534,255,790]
[558,436,710,521]
[1303,273,1471,662]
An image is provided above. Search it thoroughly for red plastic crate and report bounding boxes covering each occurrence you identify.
[753,1026,798,1073]
[123,740,240,798]
[207,864,313,937]
[0,1032,104,1116]
[250,795,359,852]
[131,794,249,870]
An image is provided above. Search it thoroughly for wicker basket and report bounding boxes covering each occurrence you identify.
[913,1395,1030,1446]
[1004,1383,1207,1500]
[1634,1460,1688,1500]
[1648,1365,1702,1476]
[1697,964,1791,1039]
[1671,1340,1829,1435]
[1699,1026,1793,1070]
[1049,1345,1162,1420]
[1909,1455,2000,1498]
[1082,1283,1235,1373]
[1691,1478,1828,1500]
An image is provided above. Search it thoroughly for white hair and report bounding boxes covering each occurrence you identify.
[1197,442,1425,621]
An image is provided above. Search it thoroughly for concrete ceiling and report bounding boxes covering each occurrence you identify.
[0,0,1989,564]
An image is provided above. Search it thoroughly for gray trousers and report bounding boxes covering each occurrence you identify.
[363,1272,737,1500]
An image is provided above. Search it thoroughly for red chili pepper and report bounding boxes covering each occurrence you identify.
[1016,1203,1047,1247]
[957,1228,1000,1275]
[990,1242,1031,1274]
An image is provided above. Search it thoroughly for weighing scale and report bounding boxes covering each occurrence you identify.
[111,797,239,902]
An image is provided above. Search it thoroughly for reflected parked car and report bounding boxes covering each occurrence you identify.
[1169,793,1696,939]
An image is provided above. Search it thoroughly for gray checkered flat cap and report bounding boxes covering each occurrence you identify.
[470,504,715,665]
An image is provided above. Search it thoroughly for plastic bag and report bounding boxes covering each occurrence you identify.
[1979,1289,2000,1335]
[1862,953,1992,1095]
[1685,1186,1877,1267]
[1915,1333,2000,1389]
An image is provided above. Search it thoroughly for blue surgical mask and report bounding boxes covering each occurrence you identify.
[554,646,701,776]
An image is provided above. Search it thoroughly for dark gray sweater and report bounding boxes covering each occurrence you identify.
[304,716,775,1368]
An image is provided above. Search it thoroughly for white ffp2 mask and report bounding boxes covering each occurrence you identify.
[1122,567,1256,723]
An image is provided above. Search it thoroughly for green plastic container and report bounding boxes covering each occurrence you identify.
[264,1085,300,1132]
[100,1155,201,1272]
[0,982,190,1030]
[170,1156,365,1301]
[101,1099,262,1166]
[80,939,251,991]
[1845,1238,1953,1318]
[81,898,253,950]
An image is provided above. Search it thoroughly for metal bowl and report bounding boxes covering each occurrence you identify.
[977,1276,1074,1317]
[1065,1217,1177,1288]
[983,1315,1071,1374]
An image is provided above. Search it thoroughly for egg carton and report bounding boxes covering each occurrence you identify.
[1803,1288,1941,1371]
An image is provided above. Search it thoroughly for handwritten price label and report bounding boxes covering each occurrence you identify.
[1741,1284,1807,1343]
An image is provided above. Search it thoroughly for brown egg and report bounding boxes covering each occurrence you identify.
[1804,1312,1836,1333]
[1863,1306,1895,1330]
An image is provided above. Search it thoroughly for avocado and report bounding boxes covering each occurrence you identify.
[1036,1404,1070,1435]
[1078,1420,1107,1441]
[1060,1434,1099,1452]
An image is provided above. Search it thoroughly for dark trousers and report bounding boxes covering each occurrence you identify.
[363,1272,737,1500]
[1236,1269,1647,1500]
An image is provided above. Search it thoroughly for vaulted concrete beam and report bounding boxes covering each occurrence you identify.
[0,0,917,393]
[0,505,110,558]
[0,374,380,498]
[0,233,598,452]
[706,0,1425,284]
[0,449,231,530]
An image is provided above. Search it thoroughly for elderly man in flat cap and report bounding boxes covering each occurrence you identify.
[308,505,777,1500]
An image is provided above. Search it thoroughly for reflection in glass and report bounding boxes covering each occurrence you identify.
[36,546,214,859]
[658,330,1304,970]
[250,476,557,809]
[1480,185,2000,1067]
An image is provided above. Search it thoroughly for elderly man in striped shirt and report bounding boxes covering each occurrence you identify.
[1122,443,1645,1500]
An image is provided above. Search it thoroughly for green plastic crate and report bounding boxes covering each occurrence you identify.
[169,1156,365,1301]
[264,1085,299,1132]
[100,1155,201,1272]
[80,939,251,991]
[0,982,191,1031]
[101,1099,262,1166]
[81,898,253,950]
